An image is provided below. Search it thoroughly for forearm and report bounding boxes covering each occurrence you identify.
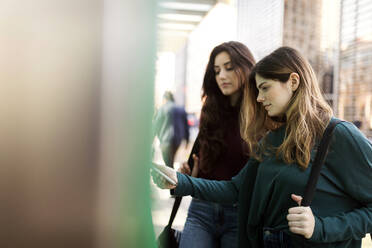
[173,172,239,204]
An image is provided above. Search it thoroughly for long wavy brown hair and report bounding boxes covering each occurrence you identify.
[199,41,255,173]
[240,46,333,169]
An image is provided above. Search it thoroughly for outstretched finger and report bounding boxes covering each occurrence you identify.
[191,154,199,177]
[192,154,199,164]
[291,194,303,206]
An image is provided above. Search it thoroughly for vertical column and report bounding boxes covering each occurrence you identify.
[98,0,157,247]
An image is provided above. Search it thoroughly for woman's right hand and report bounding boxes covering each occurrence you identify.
[177,162,191,175]
[151,163,178,189]
[177,154,199,177]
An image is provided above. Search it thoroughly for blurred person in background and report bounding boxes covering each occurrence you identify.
[153,91,189,168]
[176,41,255,248]
[152,46,372,248]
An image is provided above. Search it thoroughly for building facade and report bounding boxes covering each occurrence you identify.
[337,0,372,138]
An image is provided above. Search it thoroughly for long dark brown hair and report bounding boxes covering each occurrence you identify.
[199,41,255,173]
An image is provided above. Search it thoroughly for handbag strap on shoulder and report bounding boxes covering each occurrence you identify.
[302,118,343,207]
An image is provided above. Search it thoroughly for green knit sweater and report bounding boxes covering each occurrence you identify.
[174,118,372,247]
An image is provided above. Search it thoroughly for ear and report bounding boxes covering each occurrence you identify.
[289,72,300,91]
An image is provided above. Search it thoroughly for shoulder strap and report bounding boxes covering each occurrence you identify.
[167,196,182,226]
[302,119,342,207]
[168,134,200,226]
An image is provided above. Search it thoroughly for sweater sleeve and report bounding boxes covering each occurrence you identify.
[310,122,372,243]
[173,159,252,204]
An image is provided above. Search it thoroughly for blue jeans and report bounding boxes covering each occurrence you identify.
[263,227,292,248]
[179,198,238,248]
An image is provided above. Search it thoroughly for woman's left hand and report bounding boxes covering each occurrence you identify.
[287,194,315,239]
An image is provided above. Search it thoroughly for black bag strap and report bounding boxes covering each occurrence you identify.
[302,118,342,207]
[168,134,200,226]
[167,196,182,226]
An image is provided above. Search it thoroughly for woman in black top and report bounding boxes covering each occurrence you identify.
[177,41,255,248]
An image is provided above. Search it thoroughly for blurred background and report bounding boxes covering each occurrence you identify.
[0,0,371,247]
[154,0,372,139]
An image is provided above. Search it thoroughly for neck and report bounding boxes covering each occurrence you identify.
[229,92,241,106]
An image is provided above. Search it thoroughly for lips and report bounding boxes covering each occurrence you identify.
[221,83,231,87]
[264,104,271,110]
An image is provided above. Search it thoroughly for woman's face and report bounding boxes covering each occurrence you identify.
[214,51,241,100]
[255,73,296,117]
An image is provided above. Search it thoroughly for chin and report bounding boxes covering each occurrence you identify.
[267,111,279,117]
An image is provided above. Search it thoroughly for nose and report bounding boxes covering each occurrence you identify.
[218,69,227,79]
[257,91,264,102]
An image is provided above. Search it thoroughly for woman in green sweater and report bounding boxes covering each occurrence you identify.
[152,46,372,247]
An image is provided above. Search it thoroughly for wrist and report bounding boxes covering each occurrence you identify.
[308,215,322,242]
